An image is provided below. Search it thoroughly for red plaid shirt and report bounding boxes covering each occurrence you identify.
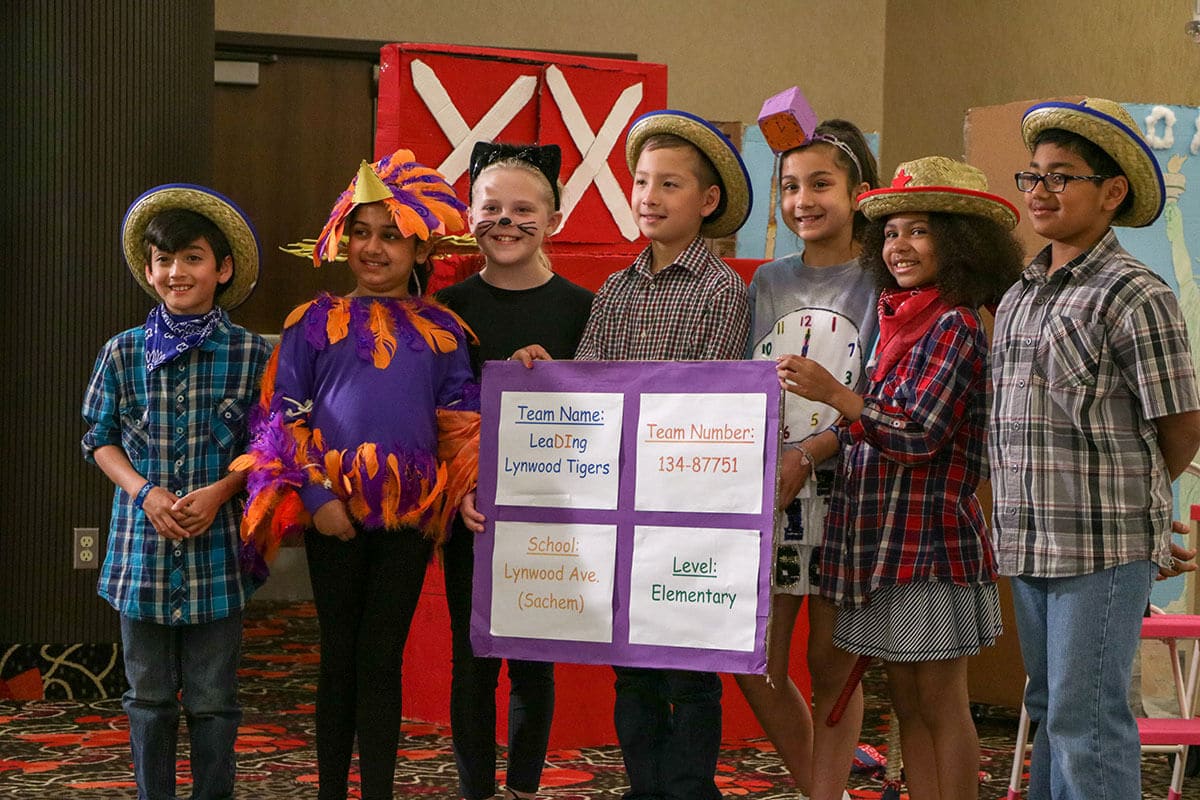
[820,307,996,607]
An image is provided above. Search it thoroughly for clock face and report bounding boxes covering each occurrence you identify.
[754,306,864,443]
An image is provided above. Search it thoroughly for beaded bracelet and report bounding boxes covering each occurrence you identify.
[133,481,155,510]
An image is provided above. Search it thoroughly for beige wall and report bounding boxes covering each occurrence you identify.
[881,0,1200,173]
[218,1,1200,172]
[215,0,887,132]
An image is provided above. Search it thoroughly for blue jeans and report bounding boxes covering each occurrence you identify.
[120,611,244,800]
[612,666,723,800]
[1011,561,1155,800]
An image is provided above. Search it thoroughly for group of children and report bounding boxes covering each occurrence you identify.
[82,93,1199,800]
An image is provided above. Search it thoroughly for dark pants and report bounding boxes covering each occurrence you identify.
[444,521,555,799]
[613,666,723,800]
[305,526,431,800]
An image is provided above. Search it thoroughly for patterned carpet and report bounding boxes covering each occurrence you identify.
[0,601,1189,799]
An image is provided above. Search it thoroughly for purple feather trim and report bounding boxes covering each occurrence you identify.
[240,539,270,585]
[242,406,310,502]
[349,298,374,362]
[305,295,332,351]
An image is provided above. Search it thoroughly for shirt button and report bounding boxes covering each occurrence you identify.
[1023,337,1033,345]
[176,426,184,434]
[175,489,185,497]
[891,420,901,428]
[223,411,232,419]
[1017,379,1025,388]
[176,362,185,370]
[1011,464,1019,472]
[1005,507,1016,515]
[176,394,185,403]
[172,609,182,620]
[173,548,182,557]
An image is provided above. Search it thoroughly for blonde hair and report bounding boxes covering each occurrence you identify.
[471,158,561,272]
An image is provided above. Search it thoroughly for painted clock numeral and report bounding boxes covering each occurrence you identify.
[753,307,864,445]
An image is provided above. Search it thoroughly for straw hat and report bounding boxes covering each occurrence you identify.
[625,109,753,238]
[857,156,1019,229]
[1020,98,1164,227]
[121,184,260,309]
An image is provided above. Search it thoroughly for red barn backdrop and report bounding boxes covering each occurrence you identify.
[379,43,785,749]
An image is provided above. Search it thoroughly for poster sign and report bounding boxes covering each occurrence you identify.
[472,360,781,673]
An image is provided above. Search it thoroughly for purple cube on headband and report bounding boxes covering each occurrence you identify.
[757,86,818,155]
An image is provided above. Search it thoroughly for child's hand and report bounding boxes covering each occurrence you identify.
[313,500,356,541]
[172,486,222,536]
[141,487,192,541]
[459,490,486,533]
[1157,522,1197,580]
[777,447,812,510]
[511,345,553,368]
[776,355,839,403]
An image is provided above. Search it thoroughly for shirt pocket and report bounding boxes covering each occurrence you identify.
[1039,315,1107,391]
[211,398,248,451]
[119,403,151,460]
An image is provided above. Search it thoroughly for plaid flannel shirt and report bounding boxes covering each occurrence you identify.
[574,237,750,361]
[821,308,995,607]
[990,231,1200,577]
[82,312,271,624]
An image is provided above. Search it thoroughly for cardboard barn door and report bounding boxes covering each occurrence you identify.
[377,43,667,256]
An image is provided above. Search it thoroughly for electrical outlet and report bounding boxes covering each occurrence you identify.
[73,527,100,570]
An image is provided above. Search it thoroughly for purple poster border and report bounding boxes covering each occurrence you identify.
[471,360,782,674]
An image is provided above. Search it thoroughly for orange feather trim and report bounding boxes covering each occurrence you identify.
[359,442,379,480]
[368,302,398,368]
[326,301,350,344]
[257,347,280,412]
[435,408,482,538]
[381,454,402,529]
[388,201,431,240]
[404,306,459,353]
[284,300,314,330]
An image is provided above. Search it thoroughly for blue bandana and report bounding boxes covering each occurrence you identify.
[143,305,223,372]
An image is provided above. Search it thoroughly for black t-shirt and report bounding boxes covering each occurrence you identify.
[436,272,594,375]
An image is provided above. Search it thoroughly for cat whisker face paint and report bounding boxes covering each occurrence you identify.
[472,217,540,238]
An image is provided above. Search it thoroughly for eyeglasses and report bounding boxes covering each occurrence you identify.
[1014,171,1113,193]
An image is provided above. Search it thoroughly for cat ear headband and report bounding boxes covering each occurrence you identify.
[468,142,562,210]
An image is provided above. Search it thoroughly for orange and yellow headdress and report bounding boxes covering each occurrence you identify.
[311,149,467,266]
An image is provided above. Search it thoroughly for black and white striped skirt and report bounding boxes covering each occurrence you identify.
[833,581,1003,662]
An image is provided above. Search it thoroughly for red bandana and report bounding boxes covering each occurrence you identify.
[872,286,955,381]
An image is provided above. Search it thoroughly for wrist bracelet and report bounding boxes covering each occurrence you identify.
[133,481,155,510]
[795,446,814,469]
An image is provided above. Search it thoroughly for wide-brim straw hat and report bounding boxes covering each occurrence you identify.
[857,156,1019,229]
[1020,98,1164,227]
[122,184,260,309]
[625,109,753,239]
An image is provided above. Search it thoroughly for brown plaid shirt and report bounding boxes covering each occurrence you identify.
[575,238,750,362]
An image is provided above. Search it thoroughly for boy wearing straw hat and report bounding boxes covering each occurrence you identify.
[991,98,1200,798]
[509,110,752,800]
[82,185,271,800]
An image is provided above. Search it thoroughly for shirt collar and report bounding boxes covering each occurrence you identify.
[630,236,710,278]
[1022,228,1118,285]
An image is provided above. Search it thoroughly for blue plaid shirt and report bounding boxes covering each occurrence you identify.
[82,309,271,625]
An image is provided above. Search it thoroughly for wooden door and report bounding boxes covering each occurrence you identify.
[212,37,380,334]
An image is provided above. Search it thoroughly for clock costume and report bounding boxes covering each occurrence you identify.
[746,254,878,595]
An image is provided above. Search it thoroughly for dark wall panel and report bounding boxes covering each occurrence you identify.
[2,2,214,643]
